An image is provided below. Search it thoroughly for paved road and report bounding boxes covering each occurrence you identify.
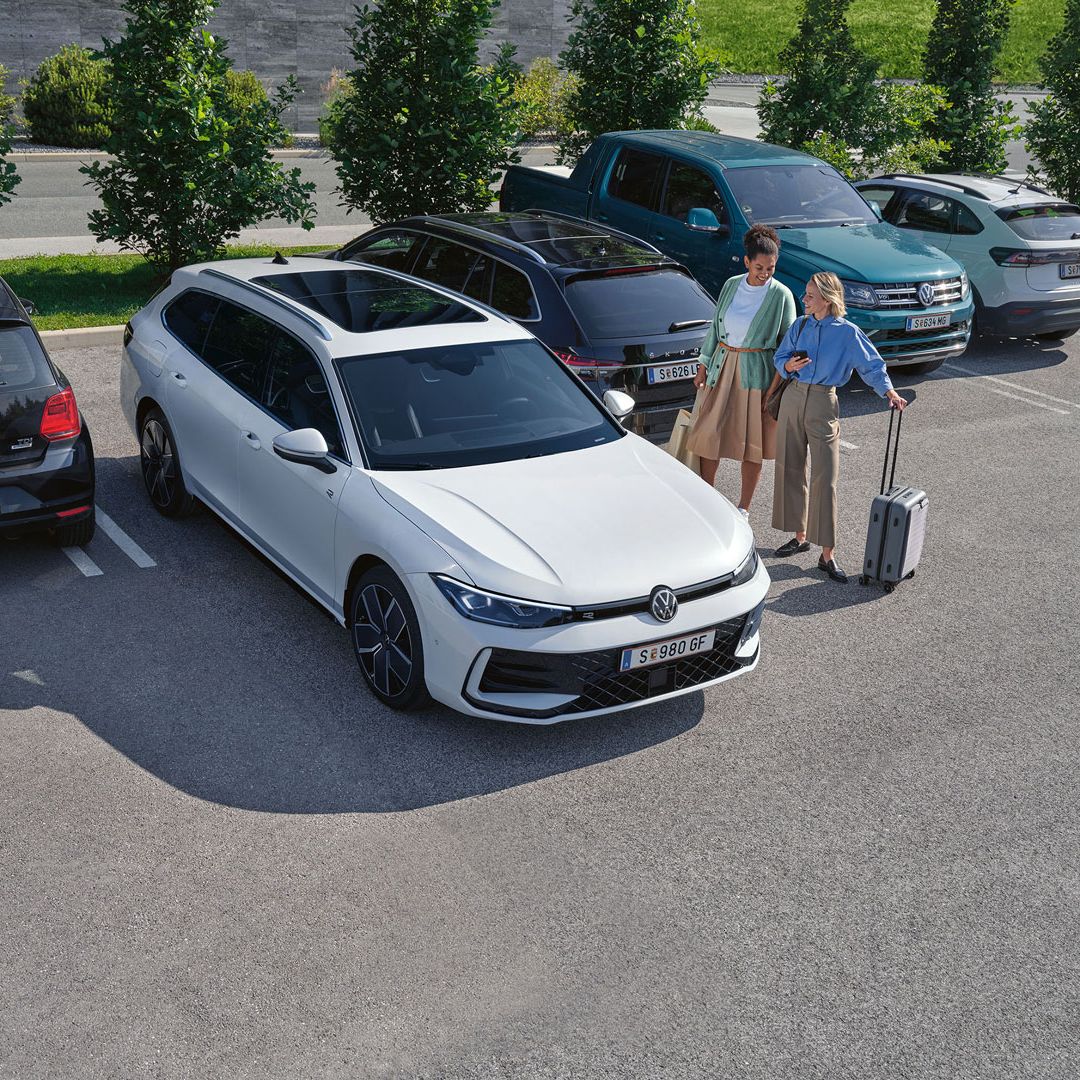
[2,332,1078,1077]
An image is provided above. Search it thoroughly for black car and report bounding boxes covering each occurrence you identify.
[323,211,716,441]
[0,278,95,546]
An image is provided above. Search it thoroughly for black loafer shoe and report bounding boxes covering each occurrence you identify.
[775,537,811,558]
[818,556,848,583]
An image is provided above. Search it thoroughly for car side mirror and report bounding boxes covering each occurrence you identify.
[686,208,728,235]
[273,428,337,473]
[19,298,36,315]
[603,389,635,420]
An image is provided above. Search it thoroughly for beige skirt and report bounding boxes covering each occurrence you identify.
[686,353,777,463]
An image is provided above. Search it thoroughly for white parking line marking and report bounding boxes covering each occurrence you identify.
[930,369,1069,415]
[840,439,859,450]
[942,363,1080,410]
[97,508,157,568]
[62,546,103,577]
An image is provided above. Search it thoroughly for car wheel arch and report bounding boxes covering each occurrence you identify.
[344,554,393,627]
[136,395,164,434]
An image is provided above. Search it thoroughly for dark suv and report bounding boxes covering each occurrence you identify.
[324,211,716,441]
[0,278,95,545]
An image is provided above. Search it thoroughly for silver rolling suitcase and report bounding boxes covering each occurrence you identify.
[859,408,928,593]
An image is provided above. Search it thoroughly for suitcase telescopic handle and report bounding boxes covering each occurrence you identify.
[880,405,904,495]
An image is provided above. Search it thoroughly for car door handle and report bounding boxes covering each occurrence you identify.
[242,431,261,450]
[169,371,187,388]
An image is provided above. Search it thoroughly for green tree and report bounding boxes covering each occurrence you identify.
[328,0,519,224]
[558,0,721,164]
[1025,0,1080,202]
[923,0,1019,173]
[22,44,112,149]
[757,0,879,151]
[82,0,315,273]
[0,65,18,207]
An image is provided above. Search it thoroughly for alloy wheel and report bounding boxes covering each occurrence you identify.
[140,419,176,507]
[352,583,415,699]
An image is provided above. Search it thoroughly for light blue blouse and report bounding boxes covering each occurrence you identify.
[774,315,895,398]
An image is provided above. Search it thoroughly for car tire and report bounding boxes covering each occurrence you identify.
[1036,329,1078,341]
[897,358,944,376]
[139,408,195,518]
[54,505,96,547]
[350,566,431,711]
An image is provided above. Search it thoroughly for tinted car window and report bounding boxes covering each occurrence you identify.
[0,326,54,392]
[725,165,875,227]
[164,290,219,355]
[201,300,276,398]
[413,238,490,301]
[564,268,714,340]
[262,332,344,457]
[490,262,539,320]
[662,161,726,223]
[344,230,423,272]
[895,191,953,233]
[608,149,663,210]
[955,203,984,235]
[997,203,1080,241]
[337,339,621,470]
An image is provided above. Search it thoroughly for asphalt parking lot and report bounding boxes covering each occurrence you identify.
[2,334,1079,1078]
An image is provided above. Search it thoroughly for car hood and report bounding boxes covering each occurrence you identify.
[779,222,961,282]
[371,435,753,606]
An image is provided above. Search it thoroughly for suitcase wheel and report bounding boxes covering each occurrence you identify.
[883,582,895,594]
[905,569,915,580]
[858,575,869,586]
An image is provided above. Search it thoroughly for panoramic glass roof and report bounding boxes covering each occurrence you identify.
[251,268,484,333]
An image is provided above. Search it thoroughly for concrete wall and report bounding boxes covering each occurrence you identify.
[0,0,573,133]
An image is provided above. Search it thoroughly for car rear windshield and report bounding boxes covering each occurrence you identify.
[725,165,877,228]
[996,203,1080,241]
[563,268,714,340]
[0,325,54,393]
[336,339,622,470]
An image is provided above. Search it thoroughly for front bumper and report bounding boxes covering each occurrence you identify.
[408,558,770,723]
[978,297,1080,337]
[0,429,95,536]
[849,300,974,365]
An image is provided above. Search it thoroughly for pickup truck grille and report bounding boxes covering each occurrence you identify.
[874,278,965,308]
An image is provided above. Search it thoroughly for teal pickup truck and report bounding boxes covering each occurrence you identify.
[500,130,975,372]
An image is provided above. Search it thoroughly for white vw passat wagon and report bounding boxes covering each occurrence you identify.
[120,258,769,722]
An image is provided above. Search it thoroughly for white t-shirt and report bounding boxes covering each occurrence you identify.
[723,276,771,348]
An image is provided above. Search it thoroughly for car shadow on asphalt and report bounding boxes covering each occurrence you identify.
[944,333,1071,375]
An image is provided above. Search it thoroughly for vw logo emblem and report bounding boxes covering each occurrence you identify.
[917,282,936,307]
[650,586,678,622]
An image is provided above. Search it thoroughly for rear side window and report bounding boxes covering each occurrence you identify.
[955,203,983,235]
[895,191,953,233]
[490,263,539,320]
[164,290,219,354]
[608,149,663,210]
[997,203,1080,241]
[564,268,714,340]
[200,300,277,398]
[0,325,54,392]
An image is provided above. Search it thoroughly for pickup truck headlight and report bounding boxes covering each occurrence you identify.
[433,575,572,628]
[841,279,879,309]
[730,547,759,587]
[960,269,969,298]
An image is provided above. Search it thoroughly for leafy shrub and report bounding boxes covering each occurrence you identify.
[0,66,19,206]
[22,44,112,149]
[558,0,722,164]
[1025,0,1080,202]
[328,0,520,224]
[318,68,353,146]
[923,0,1020,173]
[82,0,315,273]
[223,69,292,146]
[511,58,577,141]
[680,113,719,133]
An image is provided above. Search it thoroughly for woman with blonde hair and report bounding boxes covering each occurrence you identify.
[772,271,907,582]
[687,223,797,516]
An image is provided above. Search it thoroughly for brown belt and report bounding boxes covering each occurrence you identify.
[715,341,768,353]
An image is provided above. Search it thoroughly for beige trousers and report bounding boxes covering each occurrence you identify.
[772,382,840,548]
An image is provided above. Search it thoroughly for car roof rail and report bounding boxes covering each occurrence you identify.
[198,267,334,340]
[872,173,995,201]
[424,216,547,264]
[520,208,664,256]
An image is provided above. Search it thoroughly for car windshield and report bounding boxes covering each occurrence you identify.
[725,165,877,228]
[0,325,54,393]
[997,203,1080,242]
[336,339,623,470]
[564,268,715,339]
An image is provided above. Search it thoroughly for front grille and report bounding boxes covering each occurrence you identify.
[873,278,964,308]
[470,614,753,719]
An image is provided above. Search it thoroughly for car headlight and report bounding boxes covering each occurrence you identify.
[730,547,759,587]
[959,269,969,298]
[840,279,879,309]
[432,575,572,628]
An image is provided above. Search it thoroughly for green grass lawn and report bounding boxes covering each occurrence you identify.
[1,245,329,331]
[698,0,1064,83]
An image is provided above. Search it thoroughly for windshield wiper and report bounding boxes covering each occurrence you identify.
[376,461,438,470]
[669,319,710,333]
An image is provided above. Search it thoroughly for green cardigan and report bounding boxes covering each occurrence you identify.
[700,274,797,391]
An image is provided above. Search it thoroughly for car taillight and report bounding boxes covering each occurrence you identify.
[40,386,81,441]
[123,322,134,347]
[552,350,621,377]
[989,247,1080,267]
